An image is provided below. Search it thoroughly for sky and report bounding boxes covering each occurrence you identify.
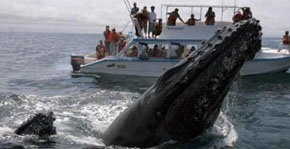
[0,0,289,37]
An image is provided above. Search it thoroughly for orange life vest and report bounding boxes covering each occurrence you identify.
[109,32,119,43]
[168,13,178,24]
[104,30,110,42]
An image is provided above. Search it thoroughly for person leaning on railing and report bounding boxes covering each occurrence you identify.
[153,19,163,38]
[186,14,200,26]
[167,8,185,26]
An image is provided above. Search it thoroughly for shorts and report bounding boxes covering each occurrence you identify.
[149,23,155,32]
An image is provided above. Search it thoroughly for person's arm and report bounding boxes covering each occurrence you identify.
[177,14,185,24]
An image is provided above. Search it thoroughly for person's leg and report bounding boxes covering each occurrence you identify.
[144,24,147,37]
[105,42,110,55]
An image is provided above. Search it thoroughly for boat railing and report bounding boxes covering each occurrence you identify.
[161,4,242,23]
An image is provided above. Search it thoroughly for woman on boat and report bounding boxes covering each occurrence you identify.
[205,7,215,25]
[96,40,106,60]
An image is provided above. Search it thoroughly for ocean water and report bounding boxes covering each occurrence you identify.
[0,32,290,149]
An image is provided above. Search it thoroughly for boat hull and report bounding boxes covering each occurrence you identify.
[78,55,290,77]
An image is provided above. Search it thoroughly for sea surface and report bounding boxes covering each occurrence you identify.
[0,32,290,149]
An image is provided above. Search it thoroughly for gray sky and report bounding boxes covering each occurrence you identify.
[0,0,289,36]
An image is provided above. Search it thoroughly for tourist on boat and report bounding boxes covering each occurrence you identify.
[131,2,139,15]
[242,7,252,20]
[127,46,138,57]
[167,8,185,26]
[103,26,111,55]
[96,40,106,60]
[232,11,243,23]
[148,6,157,38]
[141,6,149,37]
[117,37,126,53]
[109,28,119,56]
[153,19,163,38]
[186,14,200,26]
[175,45,185,58]
[152,44,160,57]
[282,31,290,45]
[134,12,144,37]
[118,32,125,40]
[205,7,215,25]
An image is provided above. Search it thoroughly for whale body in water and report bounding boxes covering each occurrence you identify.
[102,19,262,147]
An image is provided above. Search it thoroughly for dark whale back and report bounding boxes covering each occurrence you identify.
[15,112,56,137]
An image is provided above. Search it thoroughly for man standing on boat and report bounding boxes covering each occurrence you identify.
[131,2,139,15]
[103,26,111,55]
[141,7,149,38]
[167,8,185,26]
[205,7,215,25]
[109,28,119,56]
[148,6,157,38]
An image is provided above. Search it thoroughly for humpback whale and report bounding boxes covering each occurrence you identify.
[14,19,261,148]
[15,112,56,137]
[102,19,262,147]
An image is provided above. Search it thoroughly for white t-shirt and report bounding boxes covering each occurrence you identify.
[149,12,157,24]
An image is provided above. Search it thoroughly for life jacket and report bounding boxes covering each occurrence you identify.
[109,32,119,43]
[283,35,290,45]
[104,31,111,42]
[168,13,178,24]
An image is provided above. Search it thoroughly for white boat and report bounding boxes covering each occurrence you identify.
[71,4,290,77]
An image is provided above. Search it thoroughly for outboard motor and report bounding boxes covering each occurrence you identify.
[71,55,84,72]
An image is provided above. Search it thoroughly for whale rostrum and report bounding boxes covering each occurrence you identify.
[102,19,262,147]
